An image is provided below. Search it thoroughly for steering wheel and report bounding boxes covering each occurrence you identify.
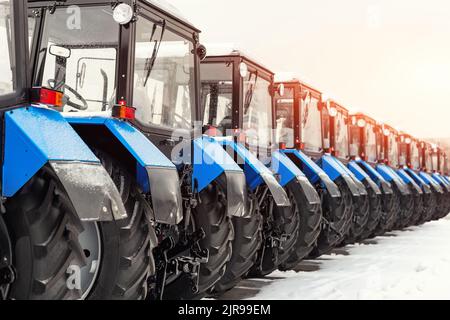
[48,79,88,111]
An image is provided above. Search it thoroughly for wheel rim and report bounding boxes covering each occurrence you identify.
[78,222,102,300]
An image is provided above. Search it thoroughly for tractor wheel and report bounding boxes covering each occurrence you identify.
[393,185,414,229]
[434,192,448,220]
[373,190,397,235]
[88,151,156,300]
[279,179,322,271]
[310,178,353,257]
[408,188,423,226]
[5,167,93,299]
[359,184,382,240]
[421,191,436,224]
[248,186,298,277]
[211,195,263,295]
[184,176,234,299]
[345,192,370,244]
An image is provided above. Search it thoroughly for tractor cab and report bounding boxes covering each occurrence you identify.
[379,124,400,167]
[321,100,351,162]
[398,132,421,171]
[348,113,383,165]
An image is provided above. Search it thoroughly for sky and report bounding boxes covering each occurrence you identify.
[166,0,450,139]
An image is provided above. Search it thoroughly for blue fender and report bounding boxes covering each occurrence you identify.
[376,164,410,195]
[192,136,248,217]
[3,107,127,221]
[318,154,360,196]
[404,168,431,194]
[419,172,443,193]
[354,159,392,194]
[348,161,381,195]
[281,149,341,198]
[65,115,183,224]
[270,150,320,205]
[216,139,290,207]
[324,155,368,196]
[396,168,423,194]
[432,173,450,192]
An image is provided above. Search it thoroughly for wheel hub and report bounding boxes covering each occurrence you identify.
[77,222,102,300]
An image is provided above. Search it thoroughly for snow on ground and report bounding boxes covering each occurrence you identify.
[247,216,450,300]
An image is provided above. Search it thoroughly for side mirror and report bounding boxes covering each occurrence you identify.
[197,44,207,61]
[49,45,71,59]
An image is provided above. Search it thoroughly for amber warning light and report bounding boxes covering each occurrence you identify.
[112,100,136,120]
[30,87,64,110]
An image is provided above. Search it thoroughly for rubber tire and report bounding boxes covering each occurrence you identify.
[181,177,234,300]
[5,167,86,299]
[279,179,322,271]
[393,185,414,229]
[420,191,437,224]
[212,194,263,295]
[434,191,448,220]
[89,151,156,300]
[359,184,382,240]
[345,192,370,244]
[249,187,299,277]
[310,178,353,257]
[408,187,424,226]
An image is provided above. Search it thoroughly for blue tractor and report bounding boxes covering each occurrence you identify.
[428,144,450,218]
[0,0,160,300]
[273,78,365,254]
[28,0,255,300]
[200,49,305,293]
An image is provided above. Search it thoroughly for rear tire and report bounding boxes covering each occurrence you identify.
[310,178,353,257]
[89,151,156,300]
[279,179,322,271]
[5,167,88,299]
[212,194,262,295]
[408,188,423,226]
[345,192,370,243]
[393,185,414,229]
[359,184,382,239]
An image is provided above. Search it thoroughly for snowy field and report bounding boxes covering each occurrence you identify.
[220,215,450,300]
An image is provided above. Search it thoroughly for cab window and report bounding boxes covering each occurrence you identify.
[301,93,322,152]
[275,87,294,148]
[0,1,14,95]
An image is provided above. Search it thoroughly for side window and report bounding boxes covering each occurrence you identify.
[133,16,194,130]
[275,87,294,148]
[301,93,322,152]
[0,1,14,95]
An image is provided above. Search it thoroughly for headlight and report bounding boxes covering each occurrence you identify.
[113,3,134,25]
[357,119,366,128]
[383,128,390,136]
[405,138,412,144]
[329,107,337,117]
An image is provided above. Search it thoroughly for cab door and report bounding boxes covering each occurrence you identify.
[0,0,29,108]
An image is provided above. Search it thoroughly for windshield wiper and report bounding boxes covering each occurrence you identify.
[243,71,258,113]
[143,20,166,87]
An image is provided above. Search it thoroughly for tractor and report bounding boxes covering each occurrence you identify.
[0,0,149,300]
[320,100,381,242]
[273,77,363,255]
[199,48,310,293]
[429,145,450,218]
[28,0,252,300]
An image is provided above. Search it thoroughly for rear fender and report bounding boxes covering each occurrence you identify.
[396,169,423,194]
[318,154,360,196]
[419,172,443,193]
[4,107,127,221]
[348,161,381,195]
[356,160,393,194]
[281,149,341,198]
[218,140,290,207]
[65,116,182,224]
[192,136,247,217]
[376,164,410,195]
[432,173,450,192]
[271,150,320,204]
[405,168,431,194]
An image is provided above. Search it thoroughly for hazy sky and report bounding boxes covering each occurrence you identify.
[166,0,450,138]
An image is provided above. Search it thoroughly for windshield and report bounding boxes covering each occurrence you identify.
[387,132,399,167]
[243,73,273,149]
[410,141,420,170]
[35,6,119,112]
[334,111,349,157]
[200,62,233,134]
[0,1,14,95]
[301,93,322,152]
[275,87,294,148]
[425,149,432,171]
[133,16,195,130]
[349,125,360,157]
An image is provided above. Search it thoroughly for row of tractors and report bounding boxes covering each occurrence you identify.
[0,0,448,300]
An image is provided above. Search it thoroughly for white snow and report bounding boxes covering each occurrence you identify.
[248,216,450,300]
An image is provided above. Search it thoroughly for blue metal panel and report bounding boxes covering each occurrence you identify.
[397,168,415,184]
[348,160,369,181]
[282,149,324,184]
[405,168,427,188]
[356,160,387,184]
[270,150,305,187]
[432,173,450,191]
[3,107,99,197]
[317,154,343,181]
[192,136,242,192]
[219,140,273,190]
[376,164,395,182]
